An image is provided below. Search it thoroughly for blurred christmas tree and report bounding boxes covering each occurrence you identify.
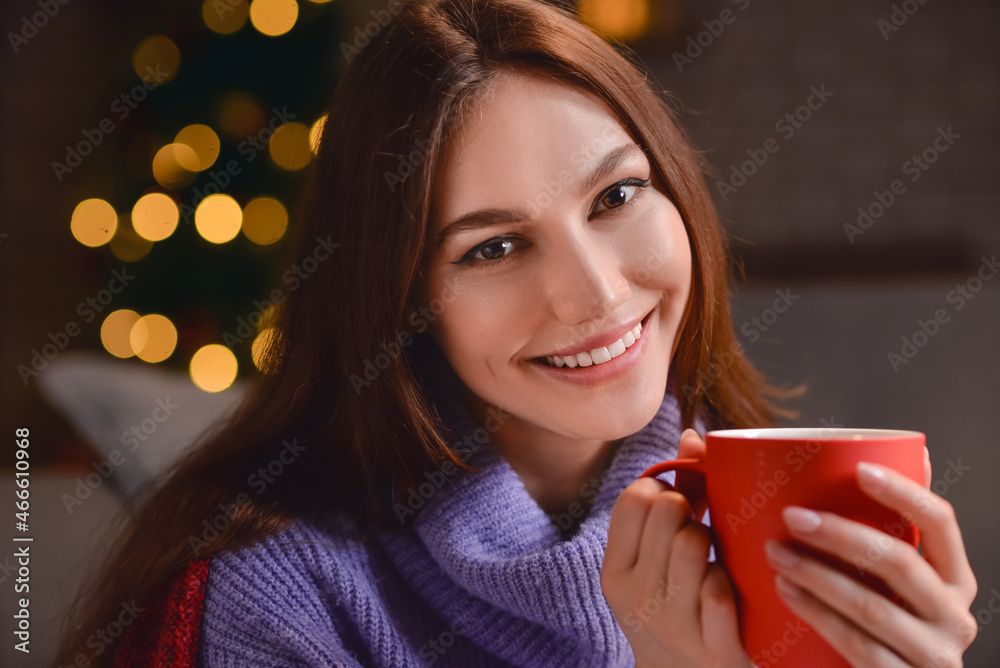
[65,0,342,392]
[61,0,669,394]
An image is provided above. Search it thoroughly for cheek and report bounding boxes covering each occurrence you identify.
[619,201,691,289]
[431,280,523,366]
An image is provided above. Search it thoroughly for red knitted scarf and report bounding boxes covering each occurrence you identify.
[111,558,211,667]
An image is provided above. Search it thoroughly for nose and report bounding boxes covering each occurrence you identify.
[545,226,629,325]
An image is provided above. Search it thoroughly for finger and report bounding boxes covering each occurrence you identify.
[675,428,708,519]
[637,489,690,582]
[605,477,668,574]
[773,574,912,668]
[700,563,744,655]
[676,428,706,459]
[661,521,711,630]
[924,447,932,489]
[766,540,941,666]
[779,507,950,620]
[856,462,976,591]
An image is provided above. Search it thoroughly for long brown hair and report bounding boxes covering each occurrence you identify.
[55,0,797,664]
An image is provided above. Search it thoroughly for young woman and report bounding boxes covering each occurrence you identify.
[56,1,978,666]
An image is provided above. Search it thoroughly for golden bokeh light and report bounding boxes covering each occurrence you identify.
[218,92,266,140]
[194,194,243,244]
[101,310,141,359]
[130,314,178,363]
[251,327,277,371]
[132,35,181,83]
[190,344,239,392]
[132,193,180,242]
[249,0,299,37]
[71,199,117,247]
[307,0,333,4]
[174,124,220,171]
[268,121,312,170]
[109,214,154,262]
[152,143,198,189]
[577,0,650,41]
[309,114,326,155]
[241,197,288,245]
[203,0,249,34]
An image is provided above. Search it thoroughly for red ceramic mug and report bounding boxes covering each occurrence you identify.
[641,427,925,668]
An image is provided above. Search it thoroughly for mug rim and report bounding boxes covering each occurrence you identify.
[705,427,924,440]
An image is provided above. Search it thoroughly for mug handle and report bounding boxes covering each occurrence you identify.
[641,458,705,479]
[640,458,708,522]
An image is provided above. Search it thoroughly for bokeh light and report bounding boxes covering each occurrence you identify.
[251,327,277,371]
[152,143,198,189]
[130,314,178,363]
[132,35,181,83]
[174,124,220,171]
[218,92,266,140]
[132,193,180,242]
[203,0,249,34]
[241,197,288,245]
[268,121,312,170]
[309,114,326,155]
[71,199,117,247]
[249,0,299,37]
[101,310,141,359]
[577,0,650,41]
[190,344,239,392]
[195,194,243,244]
[109,214,154,262]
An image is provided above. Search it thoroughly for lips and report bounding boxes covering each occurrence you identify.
[532,309,653,369]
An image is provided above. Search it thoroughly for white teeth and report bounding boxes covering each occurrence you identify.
[544,317,646,369]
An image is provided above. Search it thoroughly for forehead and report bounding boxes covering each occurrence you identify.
[430,71,636,224]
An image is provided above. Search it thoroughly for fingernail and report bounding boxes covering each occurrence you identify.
[775,574,803,600]
[857,462,886,487]
[783,506,821,532]
[765,540,801,569]
[924,446,930,459]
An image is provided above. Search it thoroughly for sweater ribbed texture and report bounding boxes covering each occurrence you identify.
[198,339,698,667]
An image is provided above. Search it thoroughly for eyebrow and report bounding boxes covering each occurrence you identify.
[434,142,646,251]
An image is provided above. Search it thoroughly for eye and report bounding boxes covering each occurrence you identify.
[452,237,517,266]
[593,177,651,214]
[476,238,514,261]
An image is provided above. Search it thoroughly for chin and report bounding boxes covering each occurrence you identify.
[562,367,670,440]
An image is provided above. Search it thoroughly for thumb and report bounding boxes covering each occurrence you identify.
[677,427,706,460]
[674,428,708,521]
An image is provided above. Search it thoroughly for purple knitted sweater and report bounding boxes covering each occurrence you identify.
[197,349,695,667]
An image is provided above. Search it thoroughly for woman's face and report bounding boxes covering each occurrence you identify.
[421,71,692,444]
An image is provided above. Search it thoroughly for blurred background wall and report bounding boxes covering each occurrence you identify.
[0,0,997,665]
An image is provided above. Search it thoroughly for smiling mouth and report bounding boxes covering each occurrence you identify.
[532,310,652,369]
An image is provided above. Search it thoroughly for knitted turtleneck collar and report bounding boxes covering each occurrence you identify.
[372,333,686,667]
[198,332,693,668]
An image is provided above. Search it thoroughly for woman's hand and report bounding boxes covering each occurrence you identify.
[602,428,752,668]
[764,448,979,667]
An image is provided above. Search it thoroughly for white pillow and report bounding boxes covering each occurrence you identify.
[38,351,248,501]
